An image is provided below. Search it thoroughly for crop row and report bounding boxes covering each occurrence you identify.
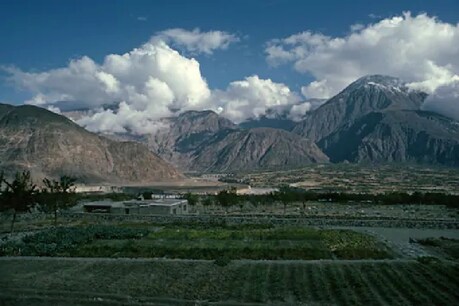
[1,259,458,305]
[221,261,459,305]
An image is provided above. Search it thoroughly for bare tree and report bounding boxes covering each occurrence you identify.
[41,176,77,226]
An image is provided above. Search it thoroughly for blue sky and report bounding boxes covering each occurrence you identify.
[1,0,458,104]
[1,0,458,130]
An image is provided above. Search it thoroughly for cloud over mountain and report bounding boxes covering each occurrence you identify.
[6,38,212,134]
[5,30,299,133]
[212,75,301,123]
[266,12,459,100]
[422,80,459,120]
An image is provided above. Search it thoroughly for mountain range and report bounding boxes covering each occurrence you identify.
[1,74,458,182]
[136,75,458,170]
[112,110,329,172]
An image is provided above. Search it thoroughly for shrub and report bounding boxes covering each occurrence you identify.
[214,256,232,266]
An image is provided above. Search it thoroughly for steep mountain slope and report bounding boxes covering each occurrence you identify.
[239,115,297,131]
[292,75,458,166]
[143,110,238,169]
[190,127,329,172]
[141,110,328,172]
[0,103,182,183]
[293,75,427,142]
[319,110,459,165]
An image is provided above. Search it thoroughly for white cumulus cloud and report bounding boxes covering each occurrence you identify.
[4,30,306,133]
[154,28,239,54]
[288,99,326,121]
[5,39,212,134]
[266,12,459,100]
[422,81,459,121]
[212,75,301,123]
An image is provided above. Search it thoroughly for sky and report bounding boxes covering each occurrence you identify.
[1,0,459,133]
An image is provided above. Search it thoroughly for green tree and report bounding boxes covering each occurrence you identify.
[278,185,295,215]
[41,176,77,226]
[184,192,199,206]
[216,188,238,213]
[141,192,152,200]
[1,171,38,233]
[202,196,213,213]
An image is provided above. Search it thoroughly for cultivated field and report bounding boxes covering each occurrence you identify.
[230,164,459,194]
[0,225,393,260]
[1,257,458,305]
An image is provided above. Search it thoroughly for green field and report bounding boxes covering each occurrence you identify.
[0,258,458,305]
[0,225,392,260]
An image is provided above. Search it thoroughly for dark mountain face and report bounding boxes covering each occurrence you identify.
[189,127,328,172]
[293,75,428,142]
[291,75,458,167]
[141,110,328,172]
[320,110,459,165]
[239,116,297,131]
[0,103,183,183]
[140,110,239,169]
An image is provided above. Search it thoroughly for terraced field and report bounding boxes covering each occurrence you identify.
[0,258,458,305]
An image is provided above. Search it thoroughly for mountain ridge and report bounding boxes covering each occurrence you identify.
[0,103,183,183]
[293,75,428,142]
[139,110,329,172]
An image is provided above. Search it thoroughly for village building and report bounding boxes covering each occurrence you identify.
[83,198,188,215]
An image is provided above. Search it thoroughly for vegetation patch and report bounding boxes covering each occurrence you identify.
[0,225,392,260]
[0,226,147,256]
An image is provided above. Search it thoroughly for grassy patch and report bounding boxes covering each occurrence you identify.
[1,225,392,260]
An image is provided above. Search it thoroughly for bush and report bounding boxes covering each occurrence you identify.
[214,256,232,266]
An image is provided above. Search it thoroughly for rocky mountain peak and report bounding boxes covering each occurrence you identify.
[292,75,428,142]
[349,75,405,89]
[173,109,237,135]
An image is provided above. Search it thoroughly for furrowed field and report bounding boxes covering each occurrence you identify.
[0,258,458,305]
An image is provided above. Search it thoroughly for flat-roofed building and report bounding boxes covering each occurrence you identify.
[123,199,188,215]
[83,199,188,215]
